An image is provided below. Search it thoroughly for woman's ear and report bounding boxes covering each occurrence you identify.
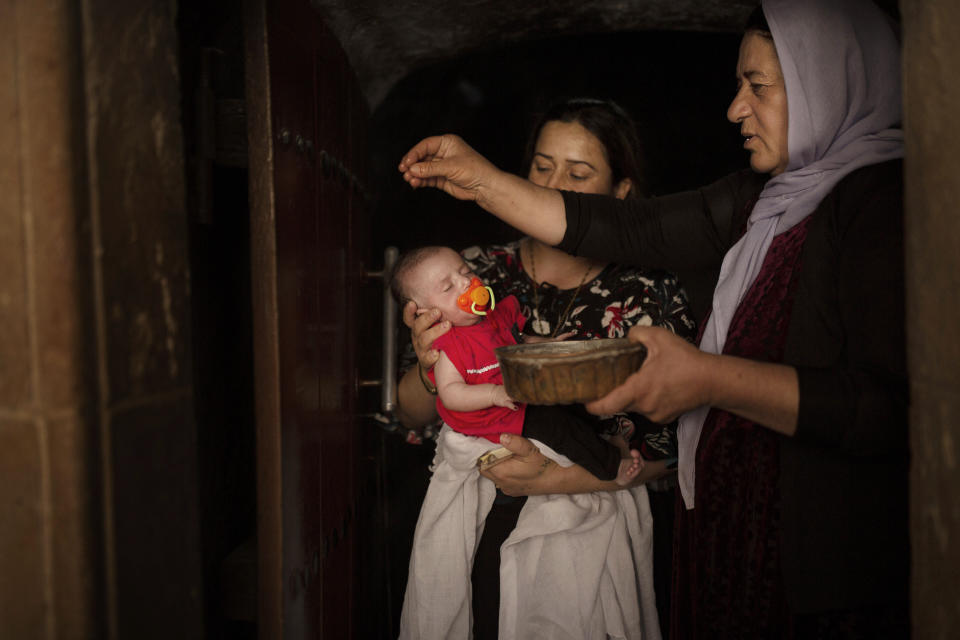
[614,178,633,200]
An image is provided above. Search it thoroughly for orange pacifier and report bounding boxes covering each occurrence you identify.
[457,277,496,316]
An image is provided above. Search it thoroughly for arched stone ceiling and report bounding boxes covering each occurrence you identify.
[310,0,757,108]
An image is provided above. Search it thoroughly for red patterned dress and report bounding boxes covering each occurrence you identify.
[672,218,812,639]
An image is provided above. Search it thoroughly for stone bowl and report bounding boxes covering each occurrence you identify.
[495,338,647,405]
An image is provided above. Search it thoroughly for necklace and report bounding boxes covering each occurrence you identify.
[526,240,594,338]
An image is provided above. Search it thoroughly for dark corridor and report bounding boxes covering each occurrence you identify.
[179,2,745,637]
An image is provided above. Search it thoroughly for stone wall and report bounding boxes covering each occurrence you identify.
[902,0,960,635]
[0,1,101,635]
[0,1,203,636]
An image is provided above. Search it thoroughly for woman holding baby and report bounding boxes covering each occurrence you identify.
[399,0,909,637]
[394,98,693,638]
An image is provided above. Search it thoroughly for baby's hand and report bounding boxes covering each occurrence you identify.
[522,330,576,344]
[491,385,518,410]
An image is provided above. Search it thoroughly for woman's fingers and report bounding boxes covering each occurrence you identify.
[397,135,446,172]
[416,321,450,367]
[403,302,448,369]
[586,325,659,415]
[401,300,419,329]
[498,432,539,458]
[399,136,455,188]
[585,371,643,415]
[406,305,438,338]
[586,325,712,422]
[398,135,491,201]
[403,305,448,369]
[479,433,545,484]
[419,349,440,370]
[410,306,439,335]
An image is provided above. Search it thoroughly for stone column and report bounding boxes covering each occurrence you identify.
[0,2,103,635]
[902,0,960,636]
[0,1,203,636]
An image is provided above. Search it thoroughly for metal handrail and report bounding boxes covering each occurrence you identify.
[380,246,398,414]
[359,246,399,415]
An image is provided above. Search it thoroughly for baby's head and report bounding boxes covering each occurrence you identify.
[390,246,485,327]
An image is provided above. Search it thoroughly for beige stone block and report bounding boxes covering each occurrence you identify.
[0,2,32,412]
[5,0,90,413]
[903,1,960,635]
[903,0,960,393]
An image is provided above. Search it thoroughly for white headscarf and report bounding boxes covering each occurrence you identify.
[677,0,904,509]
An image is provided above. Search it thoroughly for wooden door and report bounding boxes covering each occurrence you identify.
[245,0,368,636]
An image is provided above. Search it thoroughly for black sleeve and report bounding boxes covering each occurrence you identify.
[557,170,764,274]
[793,162,907,456]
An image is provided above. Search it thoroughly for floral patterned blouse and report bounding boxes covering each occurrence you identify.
[395,239,697,466]
[462,241,696,341]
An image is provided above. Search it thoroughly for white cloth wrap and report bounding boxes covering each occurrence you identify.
[399,425,661,640]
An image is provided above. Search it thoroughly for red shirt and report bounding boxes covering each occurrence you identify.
[430,295,526,443]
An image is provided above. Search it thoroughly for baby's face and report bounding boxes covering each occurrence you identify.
[409,248,483,327]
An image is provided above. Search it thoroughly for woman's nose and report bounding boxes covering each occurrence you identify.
[542,170,562,189]
[727,88,750,123]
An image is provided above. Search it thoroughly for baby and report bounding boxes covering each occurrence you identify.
[391,245,642,485]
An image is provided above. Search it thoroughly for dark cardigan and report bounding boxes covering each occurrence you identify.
[558,160,908,613]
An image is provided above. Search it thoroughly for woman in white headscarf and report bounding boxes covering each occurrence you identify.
[397,0,909,635]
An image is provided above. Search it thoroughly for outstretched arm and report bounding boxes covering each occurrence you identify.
[586,325,799,436]
[398,135,567,246]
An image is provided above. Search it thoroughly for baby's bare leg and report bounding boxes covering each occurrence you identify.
[609,433,644,487]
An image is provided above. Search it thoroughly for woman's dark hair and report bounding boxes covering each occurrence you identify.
[522,97,647,198]
[745,5,773,39]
